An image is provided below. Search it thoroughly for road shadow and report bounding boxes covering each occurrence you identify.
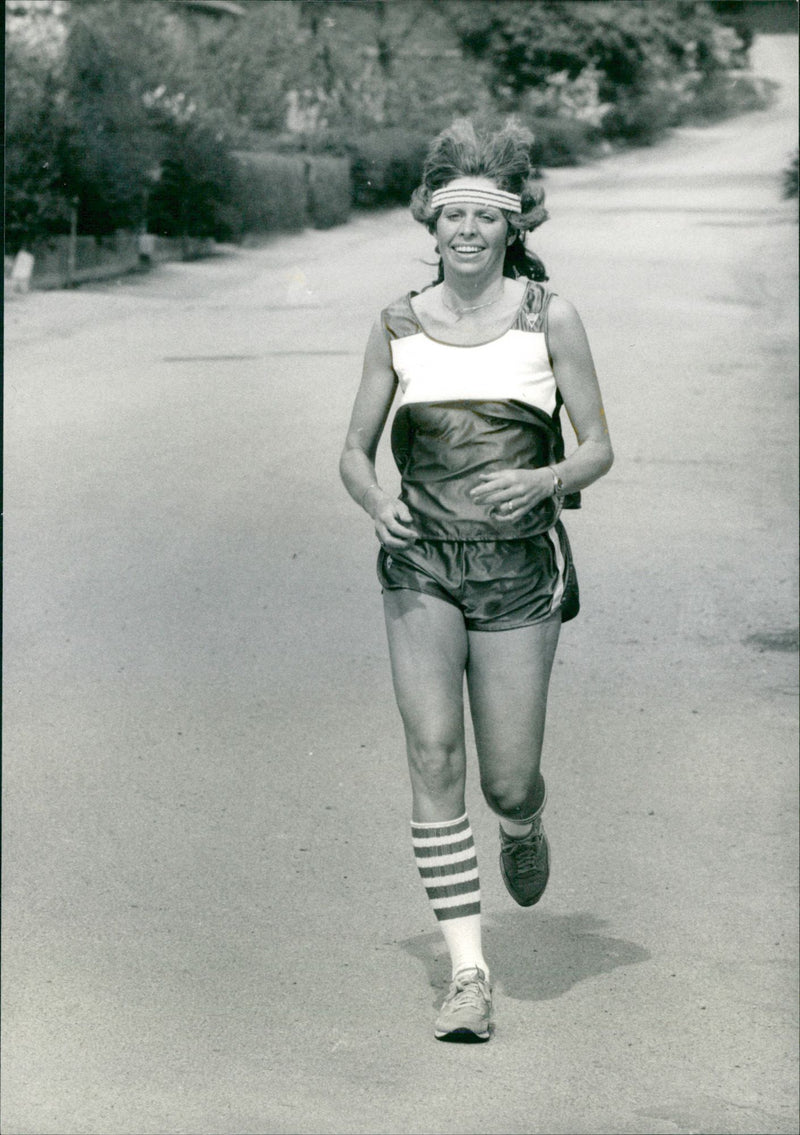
[400,910,650,1004]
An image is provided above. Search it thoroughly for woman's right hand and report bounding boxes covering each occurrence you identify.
[369,492,418,550]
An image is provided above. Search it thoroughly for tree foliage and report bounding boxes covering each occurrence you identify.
[444,0,753,143]
[4,7,71,251]
[4,0,771,249]
[59,3,163,233]
[184,1,308,133]
[446,1,747,93]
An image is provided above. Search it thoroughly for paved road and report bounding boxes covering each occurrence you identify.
[3,35,798,1135]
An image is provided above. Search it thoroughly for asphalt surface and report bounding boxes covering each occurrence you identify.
[3,35,798,1135]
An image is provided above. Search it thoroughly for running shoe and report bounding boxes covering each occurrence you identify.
[433,966,492,1042]
[499,815,550,907]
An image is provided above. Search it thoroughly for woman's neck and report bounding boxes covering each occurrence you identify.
[441,274,506,310]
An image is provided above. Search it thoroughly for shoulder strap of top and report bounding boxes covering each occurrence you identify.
[381,293,421,341]
[515,280,556,334]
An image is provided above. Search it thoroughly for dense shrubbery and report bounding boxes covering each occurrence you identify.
[4,0,783,255]
[446,0,774,152]
[305,156,353,229]
[5,0,245,249]
[527,116,599,168]
[231,152,351,235]
[231,154,307,236]
[681,69,779,124]
[329,129,432,208]
[147,143,242,242]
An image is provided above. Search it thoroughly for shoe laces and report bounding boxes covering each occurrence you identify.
[505,827,543,874]
[446,969,490,1009]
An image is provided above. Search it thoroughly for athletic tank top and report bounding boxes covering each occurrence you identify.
[381,280,580,541]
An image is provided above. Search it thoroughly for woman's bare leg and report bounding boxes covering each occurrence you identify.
[383,589,469,822]
[466,615,561,820]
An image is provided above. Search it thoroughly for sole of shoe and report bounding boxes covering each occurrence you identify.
[434,1026,490,1043]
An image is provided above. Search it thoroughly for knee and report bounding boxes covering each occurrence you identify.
[481,773,539,819]
[407,735,463,793]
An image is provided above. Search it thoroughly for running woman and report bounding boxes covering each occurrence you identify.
[340,119,613,1042]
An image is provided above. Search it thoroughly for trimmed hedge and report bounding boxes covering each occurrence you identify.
[234,152,307,233]
[232,151,351,234]
[306,155,352,229]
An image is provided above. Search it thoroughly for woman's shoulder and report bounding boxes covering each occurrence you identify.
[543,294,592,361]
[544,293,583,331]
[380,289,424,340]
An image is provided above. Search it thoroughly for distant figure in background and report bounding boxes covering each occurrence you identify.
[340,119,613,1042]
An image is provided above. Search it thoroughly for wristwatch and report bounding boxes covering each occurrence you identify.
[548,465,565,502]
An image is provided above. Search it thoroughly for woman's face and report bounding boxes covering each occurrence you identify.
[435,177,512,281]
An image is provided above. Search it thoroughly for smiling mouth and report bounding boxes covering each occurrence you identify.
[452,245,485,254]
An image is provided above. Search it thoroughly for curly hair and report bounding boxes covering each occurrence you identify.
[410,118,549,280]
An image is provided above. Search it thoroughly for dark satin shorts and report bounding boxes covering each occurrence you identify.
[377,521,579,631]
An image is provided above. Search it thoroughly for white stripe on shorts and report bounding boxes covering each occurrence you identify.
[548,526,566,615]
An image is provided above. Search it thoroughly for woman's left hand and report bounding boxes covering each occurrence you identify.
[469,467,554,522]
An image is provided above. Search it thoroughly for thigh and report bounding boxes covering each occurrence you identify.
[383,588,469,747]
[466,615,561,777]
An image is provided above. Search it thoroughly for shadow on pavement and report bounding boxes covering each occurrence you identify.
[400,910,651,1004]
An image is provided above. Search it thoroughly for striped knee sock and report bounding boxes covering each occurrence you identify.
[411,813,488,978]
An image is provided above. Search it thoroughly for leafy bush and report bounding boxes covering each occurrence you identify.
[682,71,777,124]
[333,129,430,208]
[6,0,779,254]
[601,85,679,146]
[526,115,599,167]
[146,140,240,241]
[445,0,757,153]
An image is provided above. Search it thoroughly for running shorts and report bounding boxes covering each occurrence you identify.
[377,521,579,631]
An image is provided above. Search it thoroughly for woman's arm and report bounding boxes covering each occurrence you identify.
[470,295,613,517]
[545,295,614,494]
[340,318,419,549]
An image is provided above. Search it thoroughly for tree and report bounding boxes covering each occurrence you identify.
[443,0,751,143]
[58,3,165,233]
[5,3,71,250]
[194,1,311,132]
[57,0,247,236]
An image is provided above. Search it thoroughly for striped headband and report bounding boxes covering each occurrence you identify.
[430,186,522,214]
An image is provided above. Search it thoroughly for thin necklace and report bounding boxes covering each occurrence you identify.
[441,287,504,320]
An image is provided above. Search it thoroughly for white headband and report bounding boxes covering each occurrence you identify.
[430,186,522,214]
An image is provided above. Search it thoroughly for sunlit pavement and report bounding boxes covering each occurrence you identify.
[3,35,797,1135]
